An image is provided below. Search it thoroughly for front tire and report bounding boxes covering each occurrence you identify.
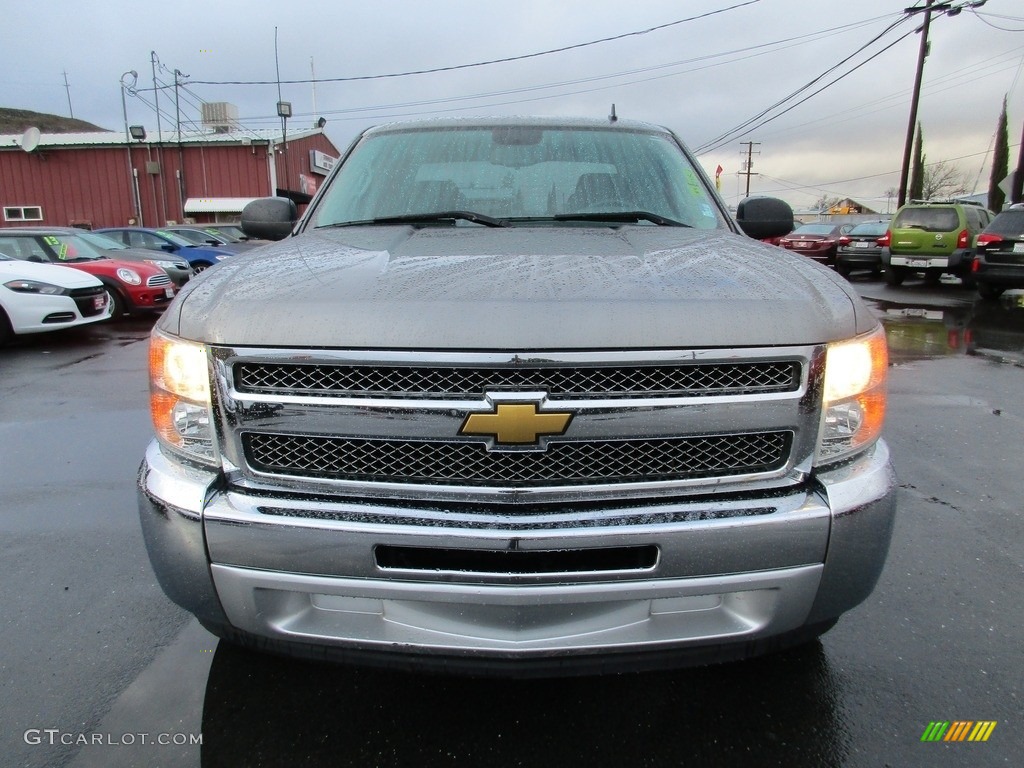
[977,283,1005,301]
[0,307,13,344]
[104,288,126,320]
[884,266,906,286]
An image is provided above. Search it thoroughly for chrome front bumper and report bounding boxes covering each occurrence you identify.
[138,439,895,663]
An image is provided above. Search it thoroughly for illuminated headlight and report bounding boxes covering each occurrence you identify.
[149,329,216,465]
[116,267,142,285]
[816,325,888,465]
[4,279,66,295]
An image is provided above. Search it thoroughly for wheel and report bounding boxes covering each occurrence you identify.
[104,288,126,320]
[884,266,906,286]
[192,261,213,274]
[0,307,13,344]
[977,283,1004,301]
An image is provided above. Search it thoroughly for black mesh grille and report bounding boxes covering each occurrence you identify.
[243,431,792,487]
[69,286,107,318]
[235,361,800,399]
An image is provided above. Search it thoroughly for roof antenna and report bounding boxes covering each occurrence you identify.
[609,104,618,123]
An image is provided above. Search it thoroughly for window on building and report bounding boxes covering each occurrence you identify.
[3,206,43,222]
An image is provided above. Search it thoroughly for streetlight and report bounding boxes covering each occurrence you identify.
[277,101,292,197]
[120,71,145,226]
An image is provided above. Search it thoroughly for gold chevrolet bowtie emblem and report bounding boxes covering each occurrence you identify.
[460,403,573,445]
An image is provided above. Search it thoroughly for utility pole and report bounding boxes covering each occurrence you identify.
[898,1,935,209]
[1013,119,1024,204]
[897,1,987,207]
[62,71,74,119]
[740,141,760,197]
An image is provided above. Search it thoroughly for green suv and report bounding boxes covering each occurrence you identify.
[881,201,994,286]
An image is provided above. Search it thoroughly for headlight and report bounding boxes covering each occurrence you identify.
[149,329,217,465]
[4,279,66,295]
[816,325,888,465]
[214,255,228,261]
[116,267,142,285]
[145,259,177,270]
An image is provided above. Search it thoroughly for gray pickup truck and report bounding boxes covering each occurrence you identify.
[139,117,895,675]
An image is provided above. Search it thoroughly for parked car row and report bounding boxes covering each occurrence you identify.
[0,222,263,343]
[771,200,1023,302]
[0,250,111,343]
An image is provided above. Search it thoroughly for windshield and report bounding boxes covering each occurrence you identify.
[893,207,959,231]
[172,229,224,245]
[791,224,837,236]
[985,210,1024,237]
[308,124,727,229]
[40,234,108,261]
[151,230,196,247]
[78,231,128,251]
[848,222,888,236]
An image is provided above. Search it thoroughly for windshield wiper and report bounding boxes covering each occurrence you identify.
[318,211,508,229]
[551,211,690,227]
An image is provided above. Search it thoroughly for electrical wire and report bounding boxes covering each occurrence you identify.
[694,17,914,154]
[183,1,762,86]
[234,14,900,125]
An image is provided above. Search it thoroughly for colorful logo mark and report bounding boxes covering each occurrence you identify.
[921,721,997,742]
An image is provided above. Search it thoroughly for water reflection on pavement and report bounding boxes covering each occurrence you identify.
[866,291,1024,365]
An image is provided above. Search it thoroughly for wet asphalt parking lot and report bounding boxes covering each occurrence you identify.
[1,278,1022,768]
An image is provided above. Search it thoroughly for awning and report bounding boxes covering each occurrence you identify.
[183,197,260,214]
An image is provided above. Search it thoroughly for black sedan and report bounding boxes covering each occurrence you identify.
[972,204,1024,300]
[835,221,889,278]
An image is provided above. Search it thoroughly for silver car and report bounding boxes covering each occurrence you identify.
[139,117,896,675]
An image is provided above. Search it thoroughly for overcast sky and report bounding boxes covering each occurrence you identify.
[4,0,1023,210]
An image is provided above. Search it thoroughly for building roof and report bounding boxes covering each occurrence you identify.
[0,126,324,150]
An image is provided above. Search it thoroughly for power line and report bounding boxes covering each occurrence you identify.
[694,17,914,154]
[182,1,763,86]
[233,14,903,125]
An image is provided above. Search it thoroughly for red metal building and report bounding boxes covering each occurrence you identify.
[0,125,341,230]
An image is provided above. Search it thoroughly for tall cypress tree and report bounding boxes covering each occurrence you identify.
[909,123,925,201]
[989,96,1009,212]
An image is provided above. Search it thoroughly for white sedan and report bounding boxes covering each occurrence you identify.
[0,252,111,343]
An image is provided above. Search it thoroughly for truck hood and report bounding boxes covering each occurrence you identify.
[163,226,874,349]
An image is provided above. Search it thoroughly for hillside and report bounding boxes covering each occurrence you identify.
[0,107,108,134]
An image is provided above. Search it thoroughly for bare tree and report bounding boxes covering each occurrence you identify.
[921,160,969,200]
[813,194,841,212]
[884,186,899,214]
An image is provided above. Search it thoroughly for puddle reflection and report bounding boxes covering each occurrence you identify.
[869,292,1024,363]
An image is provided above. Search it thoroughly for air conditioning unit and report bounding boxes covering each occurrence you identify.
[201,102,239,134]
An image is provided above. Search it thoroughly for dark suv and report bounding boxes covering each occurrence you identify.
[881,201,993,286]
[971,204,1024,300]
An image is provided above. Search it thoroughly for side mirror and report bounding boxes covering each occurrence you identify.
[735,196,794,240]
[161,243,177,253]
[241,198,298,241]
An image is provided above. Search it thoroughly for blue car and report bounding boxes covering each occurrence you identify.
[97,227,237,273]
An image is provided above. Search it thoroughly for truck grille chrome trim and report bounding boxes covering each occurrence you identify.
[235,360,800,399]
[242,431,793,486]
